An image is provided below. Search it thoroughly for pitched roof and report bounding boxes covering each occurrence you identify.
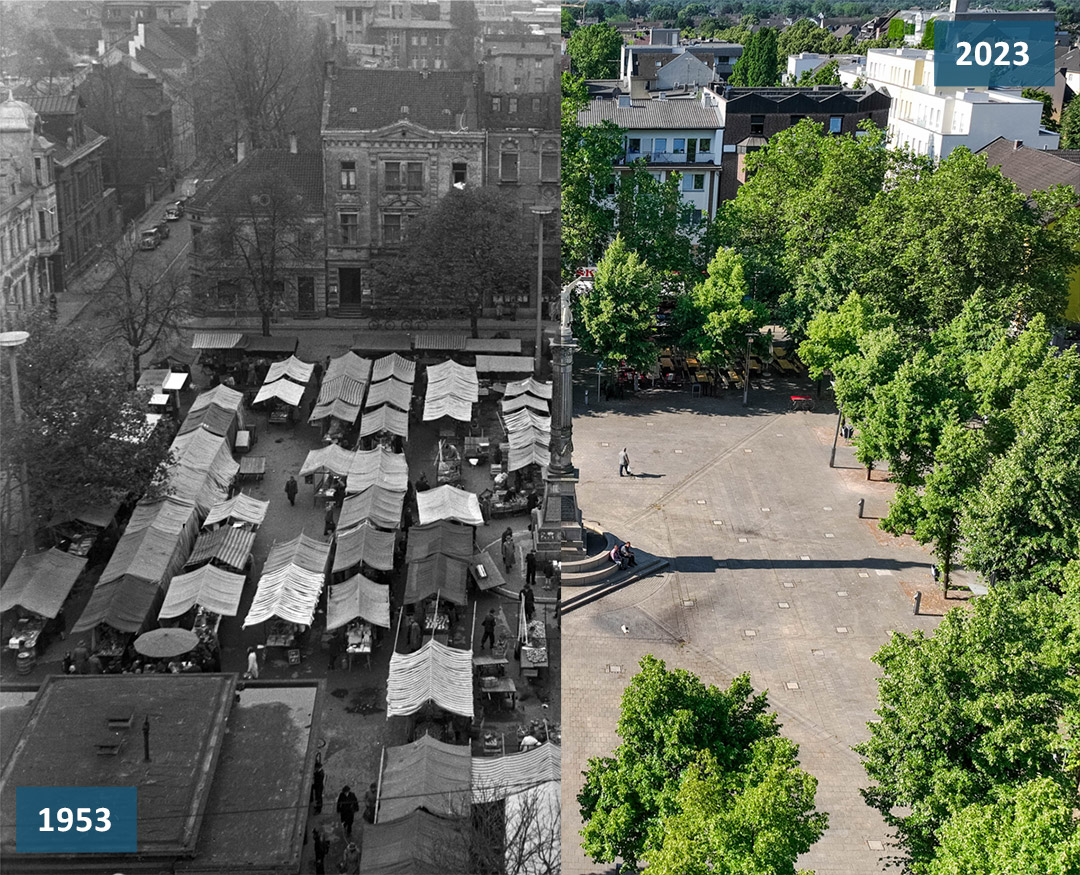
[578,96,723,129]
[326,68,477,131]
[22,94,81,116]
[978,138,1080,199]
[188,150,324,213]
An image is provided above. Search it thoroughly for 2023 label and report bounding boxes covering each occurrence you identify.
[16,787,137,853]
[935,20,1055,87]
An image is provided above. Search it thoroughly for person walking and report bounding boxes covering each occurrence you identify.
[312,827,329,875]
[311,753,325,813]
[340,840,361,874]
[285,475,298,506]
[618,447,630,477]
[523,582,535,623]
[480,609,497,651]
[362,782,377,823]
[501,535,515,574]
[525,549,537,586]
[336,785,360,839]
[246,647,259,679]
[324,504,336,537]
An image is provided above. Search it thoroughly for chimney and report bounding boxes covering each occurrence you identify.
[325,59,336,80]
[1013,139,1023,150]
[289,131,298,154]
[949,0,969,12]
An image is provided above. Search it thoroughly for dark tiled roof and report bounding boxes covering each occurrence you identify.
[579,96,724,129]
[189,150,324,213]
[977,137,1080,199]
[326,69,477,131]
[23,94,81,116]
[156,24,198,59]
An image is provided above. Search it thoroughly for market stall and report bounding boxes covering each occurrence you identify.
[386,638,474,719]
[502,376,552,402]
[435,438,462,485]
[158,565,244,622]
[474,355,535,375]
[310,353,372,429]
[299,444,355,480]
[184,525,256,574]
[359,809,469,875]
[333,522,397,574]
[365,377,412,411]
[416,485,484,527]
[202,493,269,529]
[165,429,240,514]
[517,610,548,680]
[423,360,478,423]
[405,520,474,563]
[2,548,86,659]
[378,735,471,822]
[347,446,409,494]
[404,555,470,606]
[243,535,329,655]
[327,572,390,631]
[359,404,409,441]
[178,400,242,445]
[371,352,417,385]
[338,486,405,532]
[471,742,561,800]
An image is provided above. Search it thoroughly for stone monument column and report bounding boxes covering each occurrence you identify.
[536,282,585,561]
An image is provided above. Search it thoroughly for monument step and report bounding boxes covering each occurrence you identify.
[560,557,669,615]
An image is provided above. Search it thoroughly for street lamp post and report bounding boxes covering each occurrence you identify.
[0,331,33,553]
[742,332,755,407]
[530,206,554,377]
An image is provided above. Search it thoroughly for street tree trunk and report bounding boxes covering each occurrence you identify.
[132,351,142,387]
[260,309,272,337]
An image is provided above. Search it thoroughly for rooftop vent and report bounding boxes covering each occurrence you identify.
[107,714,134,731]
[618,96,631,108]
[349,106,358,113]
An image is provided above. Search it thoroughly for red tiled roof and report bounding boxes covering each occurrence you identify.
[978,137,1080,200]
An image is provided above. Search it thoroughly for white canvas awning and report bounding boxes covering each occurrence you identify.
[326,351,372,383]
[309,397,361,424]
[191,332,245,350]
[416,486,484,527]
[503,377,552,400]
[158,565,245,619]
[188,384,244,414]
[299,444,355,478]
[359,405,409,440]
[507,425,550,450]
[338,486,405,532]
[333,522,397,573]
[503,408,551,434]
[0,548,86,618]
[507,442,550,472]
[202,493,269,528]
[365,377,412,411]
[386,639,474,718]
[254,378,306,407]
[243,534,329,627]
[426,360,479,400]
[326,573,390,630]
[404,554,470,605]
[501,394,549,414]
[471,742,561,801]
[347,447,409,493]
[265,355,314,384]
[422,394,474,423]
[371,352,416,384]
[474,355,534,374]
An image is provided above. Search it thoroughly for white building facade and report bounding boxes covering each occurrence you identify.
[865,47,1060,159]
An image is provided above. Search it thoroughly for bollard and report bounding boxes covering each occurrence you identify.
[913,591,922,615]
[857,498,864,519]
[584,390,589,407]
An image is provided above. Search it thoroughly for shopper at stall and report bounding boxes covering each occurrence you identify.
[407,616,423,653]
[480,609,497,651]
[285,475,298,506]
[312,753,325,813]
[523,583,535,623]
[525,549,537,586]
[72,640,90,674]
[336,785,360,838]
[246,646,259,679]
[327,632,342,672]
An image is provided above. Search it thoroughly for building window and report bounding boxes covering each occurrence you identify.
[673,138,685,154]
[385,162,401,191]
[406,162,423,191]
[699,138,711,152]
[390,33,401,46]
[217,280,239,309]
[298,229,315,258]
[491,97,501,112]
[829,115,843,133]
[339,212,359,244]
[790,115,806,126]
[628,138,641,153]
[508,97,517,114]
[434,34,443,46]
[532,97,541,113]
[452,162,467,185]
[340,161,356,190]
[691,208,703,225]
[391,4,403,18]
[500,149,519,182]
[653,137,667,155]
[383,213,402,245]
[38,210,48,239]
[750,115,765,135]
[541,149,559,182]
[34,157,43,185]
[692,174,705,190]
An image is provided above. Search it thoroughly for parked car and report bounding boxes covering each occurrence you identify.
[154,220,170,241]
[164,201,184,220]
[139,227,161,250]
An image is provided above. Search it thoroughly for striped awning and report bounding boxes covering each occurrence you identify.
[185,526,256,573]
[471,743,561,801]
[412,331,467,351]
[191,332,245,349]
[386,639,474,718]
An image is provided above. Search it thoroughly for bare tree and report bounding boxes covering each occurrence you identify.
[97,236,191,385]
[470,782,561,875]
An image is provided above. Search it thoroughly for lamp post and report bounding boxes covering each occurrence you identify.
[0,331,33,552]
[742,331,755,407]
[530,206,554,377]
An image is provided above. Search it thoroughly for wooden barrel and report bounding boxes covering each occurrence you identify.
[15,650,36,675]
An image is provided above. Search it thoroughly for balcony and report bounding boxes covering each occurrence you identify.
[36,238,59,257]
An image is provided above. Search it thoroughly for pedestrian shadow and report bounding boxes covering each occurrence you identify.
[629,472,665,479]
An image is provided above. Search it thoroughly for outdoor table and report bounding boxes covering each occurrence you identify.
[162,372,189,392]
[346,621,372,671]
[149,393,170,409]
[480,676,517,710]
[790,396,815,411]
[235,429,254,453]
[238,456,266,482]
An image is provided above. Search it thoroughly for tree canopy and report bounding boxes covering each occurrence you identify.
[578,655,826,871]
[567,23,624,79]
[729,27,780,86]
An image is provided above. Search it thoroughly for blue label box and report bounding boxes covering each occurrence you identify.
[934,20,1056,88]
[16,787,137,853]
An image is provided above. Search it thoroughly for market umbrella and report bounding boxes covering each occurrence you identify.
[134,627,200,658]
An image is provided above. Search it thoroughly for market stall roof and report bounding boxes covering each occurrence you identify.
[352,332,413,355]
[421,394,474,423]
[98,499,200,589]
[386,639,474,718]
[203,493,269,528]
[338,486,405,532]
[326,573,390,629]
[503,408,551,434]
[347,446,409,493]
[358,404,409,440]
[159,565,245,619]
[75,503,118,529]
[191,331,246,350]
[404,554,469,605]
[333,522,396,573]
[507,442,550,472]
[310,373,366,423]
[416,486,484,527]
[405,520,474,563]
[299,444,355,478]
[137,368,171,391]
[309,396,361,424]
[253,378,306,407]
[507,425,550,450]
[464,337,521,354]
[189,384,245,414]
[72,573,164,633]
[125,497,199,538]
[469,549,505,591]
[359,810,469,875]
[185,526,256,572]
[178,401,241,438]
[327,351,372,383]
[371,353,416,384]
[474,355,535,374]
[243,534,329,627]
[413,331,467,351]
[503,376,552,400]
[365,377,412,411]
[241,334,298,355]
[264,355,315,384]
[0,548,86,618]
[379,735,471,822]
[471,742,561,801]
[501,393,549,414]
[426,360,479,400]
[166,430,239,513]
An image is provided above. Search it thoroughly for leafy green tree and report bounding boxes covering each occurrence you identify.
[578,655,826,870]
[649,3,678,23]
[673,248,771,368]
[886,17,907,41]
[578,235,660,375]
[560,73,624,273]
[856,585,1076,871]
[614,161,697,275]
[561,7,579,33]
[798,292,897,379]
[779,18,842,57]
[730,27,780,86]
[796,60,841,86]
[567,23,624,79]
[1058,95,1080,149]
[1022,88,1058,132]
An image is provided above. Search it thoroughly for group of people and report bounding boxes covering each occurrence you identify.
[307,753,378,874]
[62,637,220,675]
[609,541,638,570]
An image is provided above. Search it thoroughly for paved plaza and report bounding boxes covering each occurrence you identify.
[561,379,951,875]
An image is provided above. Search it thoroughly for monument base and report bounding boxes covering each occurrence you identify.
[535,468,585,563]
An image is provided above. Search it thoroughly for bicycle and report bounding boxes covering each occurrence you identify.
[367,318,397,331]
